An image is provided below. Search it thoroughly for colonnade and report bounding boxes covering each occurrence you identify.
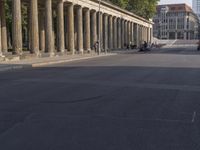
[0,0,153,57]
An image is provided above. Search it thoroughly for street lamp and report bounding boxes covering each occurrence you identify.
[98,0,102,55]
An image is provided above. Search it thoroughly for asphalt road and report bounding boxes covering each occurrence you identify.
[0,46,200,150]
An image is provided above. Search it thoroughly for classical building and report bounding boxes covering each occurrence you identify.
[0,0,153,58]
[153,4,199,40]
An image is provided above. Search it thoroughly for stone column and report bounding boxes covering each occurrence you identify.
[45,0,54,55]
[77,6,83,53]
[132,22,134,43]
[121,19,124,48]
[0,6,2,56]
[117,18,121,49]
[148,27,150,42]
[124,20,127,46]
[147,27,149,42]
[140,26,143,42]
[30,0,39,55]
[127,21,130,45]
[91,11,97,50]
[144,27,146,41]
[134,24,139,47]
[0,0,7,52]
[108,15,113,50]
[64,10,68,49]
[100,13,103,49]
[12,0,22,55]
[150,28,153,43]
[132,23,135,45]
[138,25,141,45]
[97,12,103,50]
[39,10,45,52]
[68,3,74,54]
[130,22,133,43]
[103,14,108,51]
[57,0,65,53]
[139,26,142,44]
[141,26,143,43]
[84,8,91,52]
[113,17,117,49]
[145,27,147,41]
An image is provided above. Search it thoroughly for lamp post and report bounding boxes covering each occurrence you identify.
[98,0,102,55]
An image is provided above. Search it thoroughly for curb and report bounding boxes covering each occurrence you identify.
[32,53,117,67]
[0,65,32,72]
[0,53,117,72]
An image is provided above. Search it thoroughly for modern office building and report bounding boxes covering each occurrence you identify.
[153,4,199,40]
[193,0,200,19]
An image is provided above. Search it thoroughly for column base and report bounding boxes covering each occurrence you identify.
[71,51,75,55]
[49,52,55,57]
[12,51,23,56]
[0,54,5,58]
[78,50,84,55]
[30,51,41,57]
[86,49,91,53]
[60,50,65,54]
[36,52,42,57]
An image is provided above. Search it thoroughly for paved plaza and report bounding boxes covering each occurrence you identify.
[0,46,200,149]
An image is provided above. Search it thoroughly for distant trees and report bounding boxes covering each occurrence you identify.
[108,0,159,19]
[106,0,128,9]
[4,0,28,34]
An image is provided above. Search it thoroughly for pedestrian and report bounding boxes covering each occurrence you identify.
[94,41,99,52]
[144,41,148,49]
[126,43,129,50]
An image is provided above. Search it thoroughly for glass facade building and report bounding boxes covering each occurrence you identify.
[153,4,199,40]
[193,0,200,19]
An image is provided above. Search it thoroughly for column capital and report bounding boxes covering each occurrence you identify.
[103,13,108,16]
[83,7,90,11]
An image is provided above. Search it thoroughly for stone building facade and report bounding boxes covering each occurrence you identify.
[0,0,153,57]
[153,4,199,40]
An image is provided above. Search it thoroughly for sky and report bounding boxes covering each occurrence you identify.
[158,0,192,7]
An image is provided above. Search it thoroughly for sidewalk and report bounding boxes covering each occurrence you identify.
[0,53,117,72]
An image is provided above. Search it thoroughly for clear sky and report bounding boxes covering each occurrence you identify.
[158,0,192,7]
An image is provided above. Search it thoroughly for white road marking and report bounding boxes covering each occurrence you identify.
[192,111,196,123]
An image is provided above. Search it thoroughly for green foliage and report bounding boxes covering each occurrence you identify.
[108,0,159,19]
[4,0,12,25]
[107,0,128,9]
[4,0,27,30]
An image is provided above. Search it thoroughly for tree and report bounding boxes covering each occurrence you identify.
[107,0,128,9]
[108,0,159,19]
[127,0,158,19]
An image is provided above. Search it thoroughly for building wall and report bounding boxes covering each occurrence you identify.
[193,0,200,19]
[0,0,153,56]
[153,4,200,40]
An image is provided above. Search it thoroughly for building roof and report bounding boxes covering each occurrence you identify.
[156,3,193,13]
